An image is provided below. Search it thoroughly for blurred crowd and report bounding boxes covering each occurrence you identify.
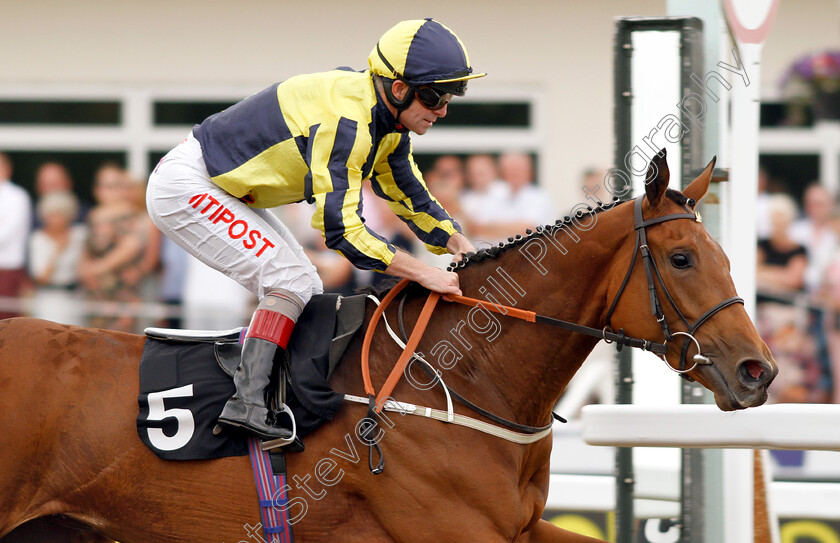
[0,150,554,333]
[755,168,840,405]
[0,156,163,331]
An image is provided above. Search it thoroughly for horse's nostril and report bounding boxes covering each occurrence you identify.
[739,359,764,382]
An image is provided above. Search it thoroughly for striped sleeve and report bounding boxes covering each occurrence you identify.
[308,117,397,271]
[370,133,461,255]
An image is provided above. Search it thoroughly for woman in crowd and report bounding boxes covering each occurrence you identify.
[757,194,808,293]
[756,194,824,402]
[27,191,87,325]
[78,164,151,332]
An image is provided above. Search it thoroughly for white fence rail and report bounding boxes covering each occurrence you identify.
[582,404,840,451]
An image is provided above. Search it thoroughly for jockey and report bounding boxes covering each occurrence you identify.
[146,18,482,442]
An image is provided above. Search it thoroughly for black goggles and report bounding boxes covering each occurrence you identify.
[411,85,453,111]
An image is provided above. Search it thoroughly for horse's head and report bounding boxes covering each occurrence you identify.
[608,150,777,411]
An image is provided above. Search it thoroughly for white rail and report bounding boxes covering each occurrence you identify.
[582,403,840,451]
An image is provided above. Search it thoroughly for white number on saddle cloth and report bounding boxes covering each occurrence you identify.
[146,384,196,451]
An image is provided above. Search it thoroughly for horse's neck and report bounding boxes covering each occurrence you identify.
[453,206,633,424]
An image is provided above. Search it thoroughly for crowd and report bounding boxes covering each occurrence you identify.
[0,156,162,332]
[0,150,553,333]
[755,168,840,405]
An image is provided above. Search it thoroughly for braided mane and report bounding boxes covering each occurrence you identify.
[447,189,694,272]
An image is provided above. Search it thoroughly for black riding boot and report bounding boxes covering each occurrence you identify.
[217,289,303,442]
[217,336,292,441]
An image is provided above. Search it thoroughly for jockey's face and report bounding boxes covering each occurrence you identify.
[390,80,448,135]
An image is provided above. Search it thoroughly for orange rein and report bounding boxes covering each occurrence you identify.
[361,280,537,413]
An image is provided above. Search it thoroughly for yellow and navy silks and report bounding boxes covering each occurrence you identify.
[193,69,461,272]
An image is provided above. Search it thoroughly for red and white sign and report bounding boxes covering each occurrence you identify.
[722,0,779,44]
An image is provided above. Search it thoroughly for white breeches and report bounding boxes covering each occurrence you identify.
[146,133,323,305]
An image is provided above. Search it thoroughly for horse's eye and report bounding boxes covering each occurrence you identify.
[671,253,691,269]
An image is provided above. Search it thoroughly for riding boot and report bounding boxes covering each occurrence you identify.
[217,290,304,441]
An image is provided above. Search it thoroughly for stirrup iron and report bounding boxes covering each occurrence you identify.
[260,404,297,450]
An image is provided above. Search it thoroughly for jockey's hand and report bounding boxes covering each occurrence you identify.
[419,267,462,296]
[447,232,476,263]
[384,250,463,296]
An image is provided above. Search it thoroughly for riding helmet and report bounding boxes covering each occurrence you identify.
[368,18,486,96]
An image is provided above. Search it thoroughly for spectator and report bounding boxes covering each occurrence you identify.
[468,151,555,243]
[756,194,822,403]
[460,154,507,232]
[788,183,837,399]
[757,194,808,293]
[425,165,465,226]
[497,152,554,225]
[411,168,465,268]
[579,167,610,206]
[0,152,32,319]
[35,161,72,196]
[426,155,468,232]
[430,155,466,188]
[789,183,838,291]
[756,166,772,240]
[78,164,149,332]
[125,174,162,330]
[818,211,840,403]
[27,191,87,325]
[33,162,87,227]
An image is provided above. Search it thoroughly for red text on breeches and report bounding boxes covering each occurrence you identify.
[188,193,276,257]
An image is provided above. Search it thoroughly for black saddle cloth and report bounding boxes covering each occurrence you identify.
[137,293,366,460]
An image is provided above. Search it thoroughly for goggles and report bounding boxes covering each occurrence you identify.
[412,85,453,111]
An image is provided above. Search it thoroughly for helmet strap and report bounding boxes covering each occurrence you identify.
[383,78,414,109]
[380,76,414,132]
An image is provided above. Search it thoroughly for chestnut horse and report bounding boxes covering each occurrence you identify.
[0,152,776,543]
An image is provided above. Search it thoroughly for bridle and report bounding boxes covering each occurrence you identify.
[603,195,744,375]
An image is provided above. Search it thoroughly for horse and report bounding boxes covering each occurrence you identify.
[0,151,776,543]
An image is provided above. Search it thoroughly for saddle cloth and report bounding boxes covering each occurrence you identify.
[137,293,367,460]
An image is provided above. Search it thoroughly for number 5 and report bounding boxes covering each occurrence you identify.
[146,384,195,451]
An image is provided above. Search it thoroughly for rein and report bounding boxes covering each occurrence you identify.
[355,194,744,473]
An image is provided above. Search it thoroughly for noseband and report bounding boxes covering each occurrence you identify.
[604,195,744,376]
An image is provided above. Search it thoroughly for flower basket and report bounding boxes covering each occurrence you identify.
[780,50,840,124]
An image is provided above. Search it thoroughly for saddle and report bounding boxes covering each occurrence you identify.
[138,293,367,461]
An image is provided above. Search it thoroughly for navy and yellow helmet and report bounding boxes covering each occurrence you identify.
[369,18,486,96]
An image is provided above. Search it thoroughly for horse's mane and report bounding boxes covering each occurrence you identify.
[449,189,693,272]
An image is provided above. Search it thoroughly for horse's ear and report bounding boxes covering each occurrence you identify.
[644,148,669,208]
[683,156,717,203]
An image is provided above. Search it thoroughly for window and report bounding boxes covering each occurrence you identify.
[0,101,121,125]
[436,102,531,128]
[153,100,237,126]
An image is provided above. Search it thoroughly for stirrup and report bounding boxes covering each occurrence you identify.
[260,404,297,450]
